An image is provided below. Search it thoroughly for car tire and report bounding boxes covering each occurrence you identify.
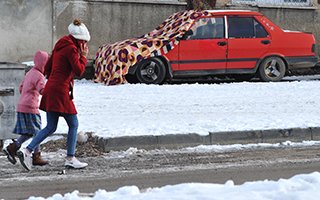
[232,74,255,82]
[125,74,139,84]
[136,57,166,84]
[258,57,286,82]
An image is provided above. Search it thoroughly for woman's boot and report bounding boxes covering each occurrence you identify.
[32,152,49,166]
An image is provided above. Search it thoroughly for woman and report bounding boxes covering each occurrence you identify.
[18,19,90,171]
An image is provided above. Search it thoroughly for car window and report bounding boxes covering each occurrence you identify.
[187,17,224,40]
[228,17,269,38]
[254,20,269,38]
[228,17,254,38]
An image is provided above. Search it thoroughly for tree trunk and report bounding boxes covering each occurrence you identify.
[186,0,217,10]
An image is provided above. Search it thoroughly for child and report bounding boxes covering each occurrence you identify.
[3,50,49,166]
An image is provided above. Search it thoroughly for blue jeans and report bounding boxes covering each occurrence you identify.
[27,112,79,157]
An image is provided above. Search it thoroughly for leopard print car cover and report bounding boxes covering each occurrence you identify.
[94,10,212,85]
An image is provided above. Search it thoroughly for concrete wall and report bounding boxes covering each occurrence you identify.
[2,0,320,62]
[0,0,52,62]
[0,0,186,62]
[53,0,186,61]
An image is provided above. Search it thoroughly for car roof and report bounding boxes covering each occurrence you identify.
[205,10,263,16]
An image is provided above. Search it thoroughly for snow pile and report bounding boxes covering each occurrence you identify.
[28,172,320,200]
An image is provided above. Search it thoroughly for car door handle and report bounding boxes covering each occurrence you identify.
[217,41,227,46]
[261,40,270,45]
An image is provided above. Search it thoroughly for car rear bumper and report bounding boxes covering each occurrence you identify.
[285,56,318,69]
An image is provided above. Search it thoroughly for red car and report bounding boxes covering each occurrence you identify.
[94,10,318,85]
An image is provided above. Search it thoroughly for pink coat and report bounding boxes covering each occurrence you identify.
[17,51,49,114]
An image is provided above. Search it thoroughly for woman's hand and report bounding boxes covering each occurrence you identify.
[80,42,89,58]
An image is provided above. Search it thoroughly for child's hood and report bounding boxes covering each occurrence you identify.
[33,50,49,73]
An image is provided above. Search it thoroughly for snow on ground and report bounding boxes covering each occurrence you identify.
[182,140,320,153]
[28,172,320,200]
[11,75,320,199]
[43,76,320,138]
[86,140,320,160]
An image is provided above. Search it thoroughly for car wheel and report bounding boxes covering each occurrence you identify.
[258,57,286,82]
[136,57,166,84]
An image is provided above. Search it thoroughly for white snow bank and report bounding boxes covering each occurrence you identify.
[43,78,320,138]
[28,172,320,200]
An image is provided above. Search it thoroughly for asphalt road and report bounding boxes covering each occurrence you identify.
[1,144,320,199]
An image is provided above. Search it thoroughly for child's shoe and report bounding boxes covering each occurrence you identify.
[3,142,19,164]
[32,152,49,166]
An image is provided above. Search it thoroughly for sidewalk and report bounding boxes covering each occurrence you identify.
[94,127,320,151]
[1,127,320,152]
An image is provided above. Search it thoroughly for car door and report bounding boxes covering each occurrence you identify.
[177,17,227,72]
[226,16,270,71]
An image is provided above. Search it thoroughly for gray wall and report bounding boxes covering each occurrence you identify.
[0,0,52,62]
[2,0,320,63]
[0,0,186,62]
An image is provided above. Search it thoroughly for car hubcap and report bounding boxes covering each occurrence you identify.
[265,60,281,78]
[140,61,158,81]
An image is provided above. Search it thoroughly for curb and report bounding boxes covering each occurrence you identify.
[93,127,320,151]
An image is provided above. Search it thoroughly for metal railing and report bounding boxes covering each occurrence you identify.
[232,0,312,7]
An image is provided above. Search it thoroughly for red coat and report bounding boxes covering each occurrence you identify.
[40,35,86,114]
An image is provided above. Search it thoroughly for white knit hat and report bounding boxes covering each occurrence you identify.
[68,19,91,42]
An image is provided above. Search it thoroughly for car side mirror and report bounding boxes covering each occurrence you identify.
[181,30,193,40]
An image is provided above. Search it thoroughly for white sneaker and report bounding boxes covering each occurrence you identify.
[65,157,88,169]
[17,149,32,171]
